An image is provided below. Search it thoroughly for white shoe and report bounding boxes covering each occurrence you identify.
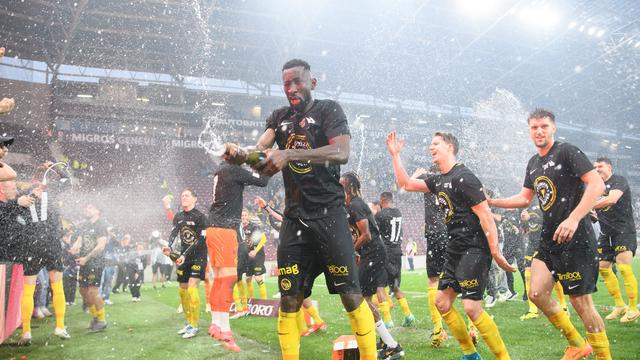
[178,324,192,335]
[485,295,496,308]
[206,303,211,313]
[32,308,45,319]
[41,307,53,317]
[104,299,113,305]
[177,304,183,313]
[54,327,71,339]
[272,292,281,299]
[18,332,32,346]
[182,327,198,339]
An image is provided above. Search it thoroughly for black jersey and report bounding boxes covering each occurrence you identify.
[417,174,448,236]
[77,218,109,266]
[424,164,488,255]
[240,221,263,250]
[375,207,404,254]
[347,196,386,258]
[522,205,543,247]
[523,142,596,251]
[170,208,207,262]
[209,164,268,229]
[596,174,636,235]
[265,99,350,219]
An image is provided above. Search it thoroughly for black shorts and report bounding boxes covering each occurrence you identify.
[246,250,266,276]
[277,211,360,297]
[426,232,448,278]
[598,232,637,262]
[524,235,541,268]
[152,262,162,274]
[237,243,249,278]
[534,246,598,295]
[360,251,387,297]
[22,252,64,276]
[176,260,206,283]
[385,251,402,290]
[438,248,491,301]
[78,264,103,288]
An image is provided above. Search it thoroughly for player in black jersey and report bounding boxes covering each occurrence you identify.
[411,166,452,347]
[341,173,405,360]
[375,191,415,328]
[162,188,207,339]
[388,130,512,360]
[489,109,610,359]
[206,161,268,353]
[72,204,109,334]
[227,59,377,360]
[255,195,328,336]
[593,157,638,323]
[242,210,268,300]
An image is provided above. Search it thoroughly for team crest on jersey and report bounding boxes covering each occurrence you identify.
[285,133,312,174]
[180,226,197,245]
[436,192,454,224]
[534,176,557,212]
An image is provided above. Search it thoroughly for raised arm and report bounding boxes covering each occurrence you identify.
[386,131,429,192]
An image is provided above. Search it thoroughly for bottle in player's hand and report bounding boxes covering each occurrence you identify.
[224,143,265,166]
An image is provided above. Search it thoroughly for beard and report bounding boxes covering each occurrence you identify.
[289,93,311,113]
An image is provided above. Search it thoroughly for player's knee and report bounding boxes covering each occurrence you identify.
[463,301,482,320]
[280,294,302,313]
[339,293,363,312]
[528,288,546,306]
[435,296,451,314]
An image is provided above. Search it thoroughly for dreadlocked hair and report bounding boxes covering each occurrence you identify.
[341,171,362,199]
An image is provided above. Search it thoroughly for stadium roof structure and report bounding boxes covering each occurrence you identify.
[1,0,640,136]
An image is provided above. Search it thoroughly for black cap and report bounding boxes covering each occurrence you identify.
[0,135,14,147]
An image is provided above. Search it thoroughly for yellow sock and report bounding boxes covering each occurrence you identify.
[96,306,106,322]
[525,269,538,313]
[51,281,66,329]
[473,311,510,359]
[295,308,308,335]
[599,267,625,307]
[232,283,241,309]
[187,287,200,327]
[239,281,248,309]
[89,305,98,318]
[21,283,36,334]
[398,297,411,316]
[587,331,612,360]
[428,286,442,332]
[246,281,254,300]
[378,301,392,323]
[441,307,476,355]
[278,310,300,360]
[258,280,267,300]
[554,282,567,308]
[179,287,192,323]
[548,310,585,347]
[346,301,377,360]
[305,304,323,325]
[618,264,638,309]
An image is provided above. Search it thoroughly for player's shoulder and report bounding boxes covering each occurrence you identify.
[268,106,293,123]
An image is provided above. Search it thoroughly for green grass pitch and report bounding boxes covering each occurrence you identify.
[2,260,639,359]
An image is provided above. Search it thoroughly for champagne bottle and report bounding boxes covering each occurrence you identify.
[244,151,266,166]
[169,251,181,262]
[224,143,265,166]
